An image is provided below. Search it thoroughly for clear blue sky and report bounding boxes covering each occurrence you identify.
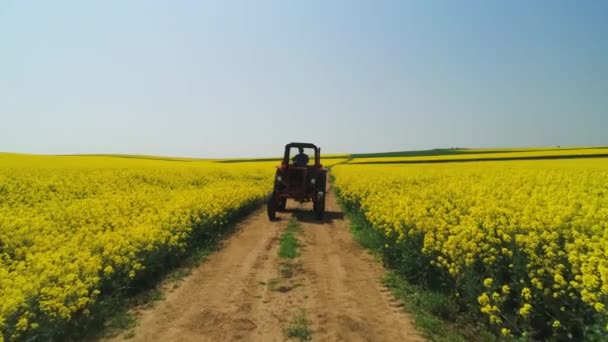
[1,1,606,157]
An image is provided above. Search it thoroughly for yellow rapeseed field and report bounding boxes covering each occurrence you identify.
[332,159,608,338]
[0,153,277,341]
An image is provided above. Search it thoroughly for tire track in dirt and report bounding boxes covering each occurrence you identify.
[109,182,425,341]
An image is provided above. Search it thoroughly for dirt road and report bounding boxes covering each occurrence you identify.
[111,186,424,342]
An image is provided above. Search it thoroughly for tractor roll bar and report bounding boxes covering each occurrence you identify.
[283,142,320,166]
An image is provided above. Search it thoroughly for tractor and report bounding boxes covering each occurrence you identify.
[267,142,327,221]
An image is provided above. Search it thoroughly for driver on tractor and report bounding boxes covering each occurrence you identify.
[292,147,309,166]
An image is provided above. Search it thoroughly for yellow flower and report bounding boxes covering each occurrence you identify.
[501,328,511,336]
[103,265,114,275]
[519,303,533,317]
[478,293,490,306]
[552,320,561,329]
[15,317,28,332]
[489,315,502,325]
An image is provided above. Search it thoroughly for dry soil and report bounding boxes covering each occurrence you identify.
[109,183,425,342]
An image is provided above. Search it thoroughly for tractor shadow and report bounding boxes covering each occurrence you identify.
[280,208,344,225]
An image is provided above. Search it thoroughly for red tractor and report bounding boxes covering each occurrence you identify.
[267,142,327,221]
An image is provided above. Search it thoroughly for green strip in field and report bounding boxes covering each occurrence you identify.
[279,216,302,259]
[283,309,312,341]
[350,146,606,159]
[348,147,608,165]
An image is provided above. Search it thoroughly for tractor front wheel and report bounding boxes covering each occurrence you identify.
[313,193,325,220]
[267,194,278,221]
[277,198,287,212]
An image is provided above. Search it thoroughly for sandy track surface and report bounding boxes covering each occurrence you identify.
[110,185,424,342]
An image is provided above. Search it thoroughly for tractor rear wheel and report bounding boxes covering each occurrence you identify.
[313,193,325,220]
[277,198,287,211]
[267,194,277,221]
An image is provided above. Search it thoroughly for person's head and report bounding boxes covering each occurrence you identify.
[298,147,304,154]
